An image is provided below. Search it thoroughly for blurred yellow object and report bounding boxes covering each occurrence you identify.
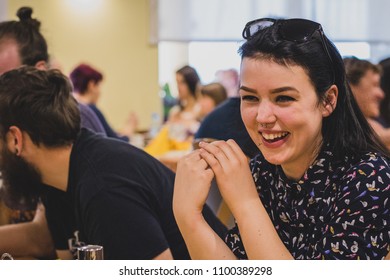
[144,125,192,157]
[0,201,11,226]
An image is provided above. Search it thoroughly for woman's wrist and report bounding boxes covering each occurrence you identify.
[175,209,207,234]
[229,197,263,222]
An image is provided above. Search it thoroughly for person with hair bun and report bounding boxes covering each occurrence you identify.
[0,6,48,74]
[0,6,105,259]
[0,6,105,134]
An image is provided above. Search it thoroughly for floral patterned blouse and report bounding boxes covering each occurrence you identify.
[225,149,390,259]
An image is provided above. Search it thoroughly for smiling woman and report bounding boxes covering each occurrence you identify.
[173,17,390,260]
[239,58,333,180]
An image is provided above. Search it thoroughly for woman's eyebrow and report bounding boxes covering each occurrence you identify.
[239,85,257,93]
[270,86,299,94]
[240,85,299,94]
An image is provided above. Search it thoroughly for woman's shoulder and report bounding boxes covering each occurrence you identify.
[348,152,390,174]
[339,152,390,191]
[332,152,390,220]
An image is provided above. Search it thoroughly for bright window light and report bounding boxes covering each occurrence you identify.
[334,42,371,59]
[188,42,242,83]
[159,41,372,93]
[188,41,371,83]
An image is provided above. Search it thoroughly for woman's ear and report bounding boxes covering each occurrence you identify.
[322,85,338,117]
[87,80,98,91]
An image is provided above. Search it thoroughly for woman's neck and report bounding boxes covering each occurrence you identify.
[282,138,323,181]
[182,96,196,111]
[73,92,93,105]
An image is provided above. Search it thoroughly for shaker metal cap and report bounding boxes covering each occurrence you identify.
[77,245,104,260]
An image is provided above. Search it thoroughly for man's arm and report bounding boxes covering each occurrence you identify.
[0,203,55,259]
[153,248,173,260]
[56,249,73,260]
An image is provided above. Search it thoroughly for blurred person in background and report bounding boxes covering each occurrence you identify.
[344,56,390,149]
[70,63,138,142]
[169,65,202,125]
[379,57,390,128]
[197,82,227,121]
[215,68,241,98]
[144,65,201,159]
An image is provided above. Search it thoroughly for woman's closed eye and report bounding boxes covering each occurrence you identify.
[275,95,295,103]
[241,95,259,103]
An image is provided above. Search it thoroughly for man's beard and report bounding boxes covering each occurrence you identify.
[0,146,43,210]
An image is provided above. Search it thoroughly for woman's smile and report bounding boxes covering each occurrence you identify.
[260,130,290,147]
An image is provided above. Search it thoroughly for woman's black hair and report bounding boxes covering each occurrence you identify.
[379,58,390,127]
[0,6,48,66]
[239,18,389,161]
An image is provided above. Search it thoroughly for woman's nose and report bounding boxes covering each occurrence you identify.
[255,100,276,124]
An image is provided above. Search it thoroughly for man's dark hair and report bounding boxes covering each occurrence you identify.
[0,66,80,147]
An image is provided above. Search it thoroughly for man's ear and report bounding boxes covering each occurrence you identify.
[34,60,48,71]
[6,126,23,156]
[322,85,338,117]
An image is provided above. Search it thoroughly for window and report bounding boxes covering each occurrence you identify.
[158,41,372,97]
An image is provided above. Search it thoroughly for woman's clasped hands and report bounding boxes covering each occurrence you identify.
[174,139,258,222]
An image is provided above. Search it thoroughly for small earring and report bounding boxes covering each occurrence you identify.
[15,148,19,155]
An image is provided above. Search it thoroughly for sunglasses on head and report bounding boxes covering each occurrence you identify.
[242,18,335,83]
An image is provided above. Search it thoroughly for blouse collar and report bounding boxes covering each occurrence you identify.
[274,147,336,198]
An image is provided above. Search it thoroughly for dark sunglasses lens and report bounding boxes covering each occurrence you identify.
[246,20,274,38]
[280,20,319,41]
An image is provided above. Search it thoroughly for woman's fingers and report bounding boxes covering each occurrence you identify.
[198,140,243,174]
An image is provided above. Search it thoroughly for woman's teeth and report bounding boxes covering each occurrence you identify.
[262,132,289,141]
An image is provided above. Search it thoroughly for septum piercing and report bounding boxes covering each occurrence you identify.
[260,123,269,128]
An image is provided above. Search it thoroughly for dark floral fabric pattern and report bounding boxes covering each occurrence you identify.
[225,149,390,259]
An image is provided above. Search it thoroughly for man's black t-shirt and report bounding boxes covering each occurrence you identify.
[44,129,226,259]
